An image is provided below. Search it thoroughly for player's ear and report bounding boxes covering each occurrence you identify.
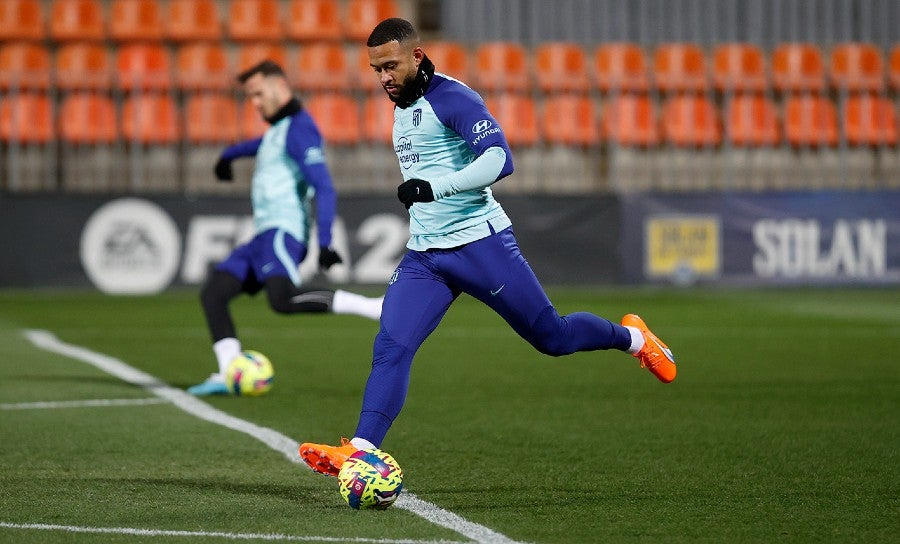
[412,47,425,65]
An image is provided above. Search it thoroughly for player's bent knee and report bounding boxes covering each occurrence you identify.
[526,306,570,357]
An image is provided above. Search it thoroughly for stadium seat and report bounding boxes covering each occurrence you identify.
[49,0,105,41]
[842,94,897,146]
[829,42,885,92]
[534,42,590,93]
[305,94,361,145]
[286,0,342,42]
[601,94,659,146]
[712,43,767,92]
[653,43,708,93]
[109,0,164,42]
[293,43,350,91]
[228,0,283,42]
[344,0,399,41]
[116,43,172,91]
[55,42,111,90]
[353,47,381,91]
[425,41,470,82]
[0,93,53,143]
[890,45,900,90]
[771,43,825,93]
[783,95,838,146]
[0,0,44,42]
[724,95,780,146]
[236,42,288,74]
[121,94,180,143]
[166,0,222,42]
[58,93,117,143]
[661,95,721,146]
[176,42,231,91]
[185,93,240,143]
[240,99,269,137]
[484,93,539,146]
[540,96,598,146]
[474,42,530,92]
[592,42,649,93]
[362,95,394,144]
[0,42,51,91]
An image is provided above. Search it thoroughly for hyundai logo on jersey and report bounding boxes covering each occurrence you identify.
[471,119,493,133]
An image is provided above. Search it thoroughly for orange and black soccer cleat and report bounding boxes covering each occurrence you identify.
[621,314,676,383]
[299,437,358,477]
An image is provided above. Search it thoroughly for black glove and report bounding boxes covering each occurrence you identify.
[318,246,343,270]
[397,178,434,209]
[214,157,233,182]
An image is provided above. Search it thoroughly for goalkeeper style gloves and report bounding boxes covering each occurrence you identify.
[397,178,434,209]
[214,157,234,182]
[318,247,343,271]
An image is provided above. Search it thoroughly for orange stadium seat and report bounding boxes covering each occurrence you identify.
[121,94,180,143]
[240,100,269,138]
[166,0,222,42]
[829,42,885,92]
[534,42,590,93]
[345,0,399,41]
[724,95,780,146]
[50,0,104,41]
[843,94,897,146]
[592,42,649,93]
[58,93,117,143]
[890,45,900,90]
[771,43,825,93]
[0,0,44,42]
[185,94,240,143]
[116,43,172,91]
[474,42,530,92]
[236,43,288,74]
[363,95,394,143]
[484,94,539,146]
[228,0,283,42]
[305,94,361,145]
[601,94,659,146]
[286,0,342,42]
[425,41,470,82]
[653,43,708,93]
[353,47,381,91]
[0,93,54,143]
[783,95,838,146]
[176,42,231,91]
[712,43,767,92]
[540,95,598,146]
[109,0,164,42]
[661,95,721,146]
[294,43,350,91]
[55,42,111,90]
[0,42,51,91]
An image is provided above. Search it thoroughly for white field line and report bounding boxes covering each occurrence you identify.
[23,329,525,544]
[0,521,469,544]
[0,398,168,410]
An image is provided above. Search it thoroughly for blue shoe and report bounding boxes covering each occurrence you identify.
[187,374,230,396]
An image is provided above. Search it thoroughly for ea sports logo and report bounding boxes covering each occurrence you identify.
[471,119,493,133]
[80,198,181,294]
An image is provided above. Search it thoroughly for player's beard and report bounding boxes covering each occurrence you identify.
[387,55,435,109]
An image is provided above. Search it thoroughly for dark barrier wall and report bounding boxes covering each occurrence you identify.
[620,191,900,285]
[0,195,621,292]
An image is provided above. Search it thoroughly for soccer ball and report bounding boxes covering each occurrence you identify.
[225,350,274,396]
[338,449,403,510]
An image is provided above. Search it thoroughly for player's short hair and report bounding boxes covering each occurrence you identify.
[367,17,418,47]
[237,60,286,83]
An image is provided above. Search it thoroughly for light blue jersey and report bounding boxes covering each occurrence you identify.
[392,73,515,250]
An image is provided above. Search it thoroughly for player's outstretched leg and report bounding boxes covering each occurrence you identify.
[299,438,359,476]
[621,314,676,382]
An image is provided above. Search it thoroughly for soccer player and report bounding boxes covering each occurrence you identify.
[299,19,676,472]
[188,60,383,396]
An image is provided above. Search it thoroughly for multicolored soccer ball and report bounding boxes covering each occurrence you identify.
[338,449,403,510]
[225,350,274,396]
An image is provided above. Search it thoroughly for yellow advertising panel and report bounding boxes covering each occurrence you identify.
[645,215,720,279]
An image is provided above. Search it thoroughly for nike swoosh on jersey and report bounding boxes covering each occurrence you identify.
[490,285,505,296]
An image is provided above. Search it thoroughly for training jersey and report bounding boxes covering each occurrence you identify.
[392,73,515,250]
[220,108,337,247]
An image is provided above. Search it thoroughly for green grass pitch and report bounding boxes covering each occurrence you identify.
[0,287,897,543]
